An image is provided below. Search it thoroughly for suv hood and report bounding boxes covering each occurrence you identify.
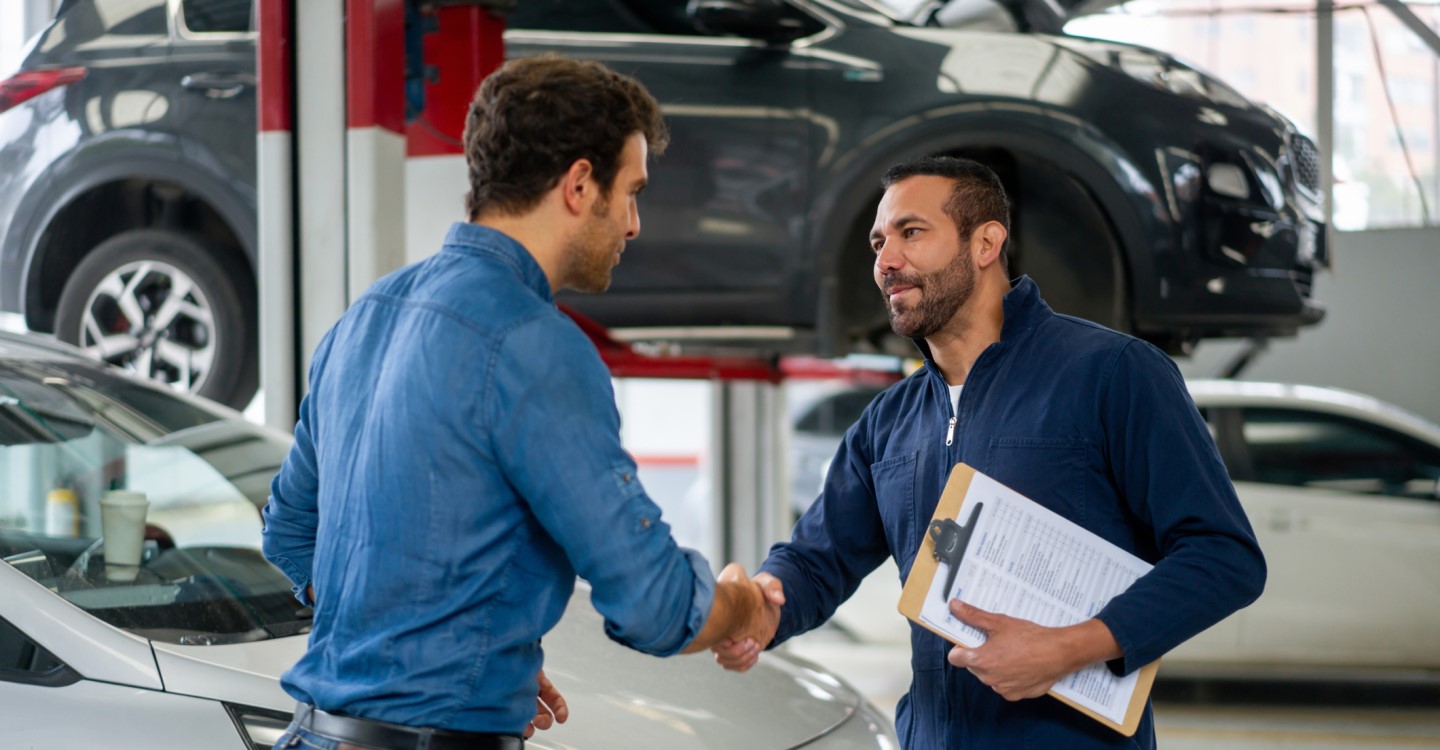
[889,23,1258,113]
[151,594,865,749]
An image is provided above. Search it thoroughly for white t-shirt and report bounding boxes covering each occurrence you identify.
[949,384,964,415]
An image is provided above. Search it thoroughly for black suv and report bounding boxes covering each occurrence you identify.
[0,0,1326,409]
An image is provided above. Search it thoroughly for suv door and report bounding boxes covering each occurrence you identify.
[506,0,819,325]
[166,0,256,195]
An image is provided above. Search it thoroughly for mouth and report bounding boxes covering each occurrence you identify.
[886,284,917,301]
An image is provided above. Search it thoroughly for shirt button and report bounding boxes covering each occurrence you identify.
[622,473,632,482]
[640,518,651,529]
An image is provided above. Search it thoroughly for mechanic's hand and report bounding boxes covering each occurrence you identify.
[524,669,569,738]
[711,567,784,673]
[945,600,1082,702]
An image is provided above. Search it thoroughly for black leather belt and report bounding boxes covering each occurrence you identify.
[293,703,524,750]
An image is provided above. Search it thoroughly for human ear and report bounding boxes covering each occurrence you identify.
[560,158,596,216]
[974,221,1009,269]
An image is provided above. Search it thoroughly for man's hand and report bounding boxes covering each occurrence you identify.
[682,563,785,657]
[523,669,569,739]
[710,568,784,673]
[944,600,1122,701]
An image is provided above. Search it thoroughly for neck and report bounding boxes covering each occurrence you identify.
[924,273,1009,385]
[473,208,568,293]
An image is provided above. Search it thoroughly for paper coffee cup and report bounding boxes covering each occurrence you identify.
[100,490,149,582]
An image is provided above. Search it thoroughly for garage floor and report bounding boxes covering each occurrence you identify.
[784,634,1440,749]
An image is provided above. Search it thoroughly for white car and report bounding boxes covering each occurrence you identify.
[790,379,1440,679]
[1170,380,1440,676]
[0,331,897,749]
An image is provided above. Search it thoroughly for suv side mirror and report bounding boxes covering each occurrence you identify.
[688,0,807,43]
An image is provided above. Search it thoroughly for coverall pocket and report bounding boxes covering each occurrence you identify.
[871,451,918,567]
[985,437,1090,525]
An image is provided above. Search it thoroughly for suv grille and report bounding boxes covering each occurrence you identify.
[1290,134,1321,191]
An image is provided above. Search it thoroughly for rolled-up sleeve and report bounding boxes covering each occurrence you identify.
[1095,341,1267,674]
[487,312,713,656]
[261,341,332,607]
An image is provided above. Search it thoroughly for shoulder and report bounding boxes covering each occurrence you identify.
[1036,313,1177,377]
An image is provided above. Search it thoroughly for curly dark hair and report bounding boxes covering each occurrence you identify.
[881,156,1011,269]
[463,54,669,220]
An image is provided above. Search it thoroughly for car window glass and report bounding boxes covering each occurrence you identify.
[508,0,669,33]
[0,617,64,678]
[508,0,817,36]
[0,359,304,645]
[182,0,253,33]
[43,0,168,54]
[1241,407,1440,500]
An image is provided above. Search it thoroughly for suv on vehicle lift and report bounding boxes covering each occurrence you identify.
[0,0,1328,410]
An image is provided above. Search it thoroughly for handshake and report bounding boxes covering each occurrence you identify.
[683,563,785,673]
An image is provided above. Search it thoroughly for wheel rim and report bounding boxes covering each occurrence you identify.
[77,259,217,394]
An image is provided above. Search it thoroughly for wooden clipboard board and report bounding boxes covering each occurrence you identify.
[898,463,1159,737]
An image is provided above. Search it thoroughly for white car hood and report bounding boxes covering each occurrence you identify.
[152,594,865,749]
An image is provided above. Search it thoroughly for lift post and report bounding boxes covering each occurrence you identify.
[256,0,505,427]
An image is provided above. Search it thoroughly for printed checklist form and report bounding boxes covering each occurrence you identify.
[899,464,1160,736]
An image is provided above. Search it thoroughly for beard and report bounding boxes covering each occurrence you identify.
[563,195,623,294]
[882,240,977,339]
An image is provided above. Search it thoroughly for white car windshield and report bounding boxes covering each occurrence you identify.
[0,358,305,645]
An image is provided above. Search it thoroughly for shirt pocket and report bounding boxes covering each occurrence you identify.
[871,451,918,570]
[984,437,1091,525]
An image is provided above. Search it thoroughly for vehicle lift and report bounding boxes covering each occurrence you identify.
[255,0,800,569]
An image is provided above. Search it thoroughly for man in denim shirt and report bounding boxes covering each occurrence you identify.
[714,157,1265,749]
[263,56,782,750]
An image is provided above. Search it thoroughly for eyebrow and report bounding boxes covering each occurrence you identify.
[869,214,928,242]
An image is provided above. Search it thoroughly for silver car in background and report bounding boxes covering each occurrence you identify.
[0,331,897,749]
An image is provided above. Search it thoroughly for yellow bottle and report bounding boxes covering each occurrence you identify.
[46,487,79,537]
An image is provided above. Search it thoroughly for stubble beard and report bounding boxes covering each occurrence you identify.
[883,241,977,339]
[564,196,622,294]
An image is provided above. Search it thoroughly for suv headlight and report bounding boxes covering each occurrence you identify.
[1207,163,1250,200]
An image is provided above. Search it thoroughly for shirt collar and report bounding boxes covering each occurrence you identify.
[440,222,554,303]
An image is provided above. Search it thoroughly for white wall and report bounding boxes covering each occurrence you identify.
[1177,228,1440,424]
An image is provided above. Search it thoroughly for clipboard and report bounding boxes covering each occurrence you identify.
[897,463,1159,737]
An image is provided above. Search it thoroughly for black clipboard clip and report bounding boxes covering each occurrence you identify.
[928,502,983,603]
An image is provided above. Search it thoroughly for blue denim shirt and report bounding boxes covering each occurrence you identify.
[262,222,715,734]
[760,277,1265,750]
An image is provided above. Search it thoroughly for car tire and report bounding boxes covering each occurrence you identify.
[54,229,258,410]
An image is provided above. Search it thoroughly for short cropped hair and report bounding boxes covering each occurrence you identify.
[463,54,669,219]
[881,156,1011,269]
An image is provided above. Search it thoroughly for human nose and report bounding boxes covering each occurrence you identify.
[874,237,903,273]
[627,200,640,239]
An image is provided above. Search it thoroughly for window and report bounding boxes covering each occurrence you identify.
[0,616,72,686]
[181,0,253,34]
[1239,407,1440,500]
[507,0,822,38]
[508,0,691,34]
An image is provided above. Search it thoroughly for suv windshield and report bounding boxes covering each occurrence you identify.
[0,357,303,645]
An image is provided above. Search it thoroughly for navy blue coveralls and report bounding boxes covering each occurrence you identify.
[760,277,1265,749]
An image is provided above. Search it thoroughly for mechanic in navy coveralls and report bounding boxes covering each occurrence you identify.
[713,156,1266,749]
